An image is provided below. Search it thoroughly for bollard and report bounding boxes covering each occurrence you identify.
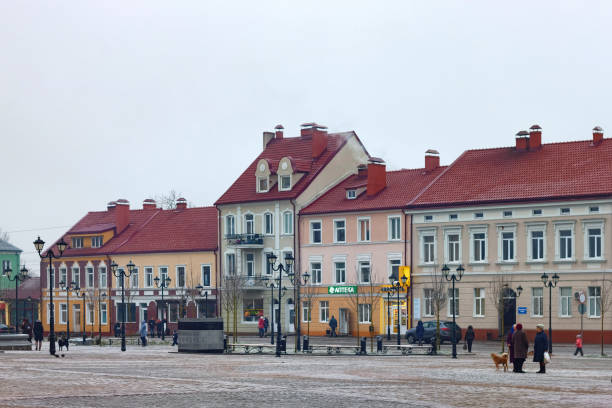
[303,336,309,353]
[360,337,367,355]
[281,335,287,353]
[376,335,383,353]
[429,337,437,355]
[223,335,228,352]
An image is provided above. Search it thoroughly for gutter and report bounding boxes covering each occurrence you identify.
[216,206,222,317]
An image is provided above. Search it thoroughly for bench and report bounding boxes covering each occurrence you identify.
[304,344,364,355]
[226,343,280,354]
[380,344,433,355]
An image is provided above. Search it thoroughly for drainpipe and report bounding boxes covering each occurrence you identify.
[292,199,302,351]
[216,206,222,318]
[214,249,218,317]
[408,214,413,330]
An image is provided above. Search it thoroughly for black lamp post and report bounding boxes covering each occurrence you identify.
[98,290,106,346]
[541,272,559,354]
[262,277,276,345]
[111,260,136,352]
[59,280,78,342]
[75,287,87,343]
[195,285,210,318]
[386,291,392,341]
[34,235,68,355]
[442,264,465,359]
[3,265,29,332]
[267,253,293,357]
[154,274,171,340]
[286,268,310,351]
[388,275,408,346]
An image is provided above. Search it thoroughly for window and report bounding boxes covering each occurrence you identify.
[422,235,435,264]
[246,254,254,277]
[589,206,600,213]
[449,214,458,220]
[359,261,371,283]
[279,175,291,191]
[302,301,311,322]
[59,303,68,324]
[243,298,264,322]
[201,265,211,287]
[389,216,401,240]
[530,230,545,260]
[347,190,356,199]
[446,233,460,263]
[86,267,94,287]
[245,214,254,235]
[587,227,602,259]
[424,289,434,317]
[532,209,542,216]
[59,267,67,286]
[169,303,179,322]
[91,236,103,248]
[264,252,273,276]
[560,208,570,215]
[116,303,136,322]
[283,211,293,234]
[501,231,515,261]
[532,288,543,317]
[447,288,459,317]
[310,221,322,244]
[72,266,80,288]
[310,262,322,284]
[334,220,346,243]
[130,268,139,288]
[144,267,153,287]
[71,237,83,248]
[177,266,186,287]
[588,286,601,317]
[86,303,95,325]
[226,215,235,235]
[258,177,269,192]
[503,210,513,217]
[159,267,169,283]
[424,215,433,222]
[226,254,236,275]
[474,212,483,219]
[264,213,274,235]
[560,287,572,317]
[358,218,371,242]
[559,229,573,260]
[474,288,485,317]
[472,232,486,262]
[389,259,401,281]
[319,301,329,322]
[100,303,108,324]
[99,266,107,288]
[334,262,346,284]
[358,304,372,323]
[1,259,10,273]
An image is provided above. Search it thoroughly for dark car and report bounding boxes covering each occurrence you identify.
[0,323,14,333]
[406,320,462,344]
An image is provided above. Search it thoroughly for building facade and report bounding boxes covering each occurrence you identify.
[0,239,23,325]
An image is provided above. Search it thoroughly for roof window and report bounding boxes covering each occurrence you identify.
[347,190,357,199]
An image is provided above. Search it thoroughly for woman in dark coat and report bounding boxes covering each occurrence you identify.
[512,323,529,373]
[416,320,425,345]
[533,324,548,373]
[506,324,516,364]
[33,320,44,351]
[464,325,475,352]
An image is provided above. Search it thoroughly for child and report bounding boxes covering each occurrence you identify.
[574,334,583,356]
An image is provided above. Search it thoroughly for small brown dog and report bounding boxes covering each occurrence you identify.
[527,350,534,357]
[491,352,509,371]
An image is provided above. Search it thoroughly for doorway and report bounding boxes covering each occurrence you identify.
[140,304,148,325]
[73,305,81,333]
[502,288,517,337]
[287,300,295,333]
[339,308,349,335]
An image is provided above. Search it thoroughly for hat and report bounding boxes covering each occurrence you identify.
[536,324,545,329]
[515,323,523,330]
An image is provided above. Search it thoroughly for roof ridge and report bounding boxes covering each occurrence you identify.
[464,137,604,153]
[407,151,468,206]
[110,210,162,252]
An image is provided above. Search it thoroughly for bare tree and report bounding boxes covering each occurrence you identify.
[362,263,383,352]
[594,271,612,356]
[489,271,513,352]
[345,267,362,346]
[0,228,9,242]
[301,281,317,340]
[429,267,447,351]
[153,190,193,210]
[222,273,247,343]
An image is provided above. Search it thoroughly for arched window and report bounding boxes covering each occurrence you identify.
[226,215,235,236]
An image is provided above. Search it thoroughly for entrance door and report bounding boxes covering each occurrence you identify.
[287,302,295,333]
[502,288,517,337]
[339,308,349,335]
[391,302,407,335]
[140,304,148,325]
[73,305,81,333]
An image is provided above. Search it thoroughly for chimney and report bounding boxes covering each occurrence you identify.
[107,201,116,212]
[529,124,542,150]
[357,164,368,178]
[367,158,386,196]
[300,123,328,159]
[263,131,275,149]
[593,126,604,145]
[176,197,187,210]
[515,130,529,152]
[424,149,440,171]
[275,124,284,139]
[115,199,130,234]
[143,198,156,210]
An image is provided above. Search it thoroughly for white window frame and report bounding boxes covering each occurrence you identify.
[333,219,346,243]
[526,223,547,262]
[588,286,601,317]
[98,265,107,288]
[130,267,139,289]
[388,256,402,280]
[358,260,371,284]
[474,288,485,317]
[357,217,371,242]
[86,303,95,325]
[244,213,254,235]
[444,228,462,264]
[583,220,604,261]
[225,215,235,236]
[423,288,434,317]
[358,303,372,323]
[144,267,154,288]
[388,215,401,241]
[279,174,291,191]
[559,287,572,317]
[257,176,269,193]
[554,222,575,261]
[72,265,80,288]
[91,236,103,248]
[309,260,322,285]
[418,228,437,265]
[319,301,329,322]
[59,266,67,286]
[302,301,311,322]
[447,288,459,317]
[159,266,169,284]
[310,220,322,244]
[176,265,186,288]
[245,253,255,277]
[469,226,488,264]
[282,211,293,235]
[532,287,544,317]
[100,303,108,324]
[264,212,274,235]
[201,264,212,287]
[71,237,83,249]
[334,261,346,284]
[347,189,357,199]
[86,266,94,288]
[59,303,68,324]
[225,254,236,275]
[497,224,517,263]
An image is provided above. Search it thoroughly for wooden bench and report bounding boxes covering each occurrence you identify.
[226,343,280,354]
[304,344,364,355]
[380,344,433,355]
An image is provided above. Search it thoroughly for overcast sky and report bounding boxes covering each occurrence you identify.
[2,1,612,274]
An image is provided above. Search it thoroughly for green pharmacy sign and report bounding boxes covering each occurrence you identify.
[328,285,358,295]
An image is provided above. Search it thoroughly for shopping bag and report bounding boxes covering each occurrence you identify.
[543,351,551,364]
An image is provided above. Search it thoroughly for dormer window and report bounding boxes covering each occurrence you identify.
[347,190,357,199]
[91,236,103,248]
[279,175,291,191]
[258,177,269,193]
[71,237,83,249]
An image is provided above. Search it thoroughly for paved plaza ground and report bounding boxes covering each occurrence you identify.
[1,337,611,407]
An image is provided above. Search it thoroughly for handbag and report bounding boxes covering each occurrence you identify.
[543,351,551,364]
[463,343,467,350]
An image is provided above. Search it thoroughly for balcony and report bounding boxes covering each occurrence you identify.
[226,233,264,248]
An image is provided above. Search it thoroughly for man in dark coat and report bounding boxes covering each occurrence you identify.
[329,315,338,337]
[416,320,425,345]
[512,323,529,373]
[533,324,548,373]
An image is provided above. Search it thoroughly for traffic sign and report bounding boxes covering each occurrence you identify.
[518,306,527,315]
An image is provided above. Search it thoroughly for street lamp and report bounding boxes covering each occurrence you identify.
[267,253,293,357]
[98,291,106,346]
[262,276,277,345]
[75,286,87,343]
[59,280,78,342]
[111,260,136,351]
[388,274,408,346]
[541,272,559,354]
[26,296,33,325]
[154,273,171,340]
[195,284,210,318]
[286,268,310,351]
[34,235,67,355]
[442,264,465,359]
[2,265,29,332]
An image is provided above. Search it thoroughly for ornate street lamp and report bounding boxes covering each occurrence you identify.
[59,280,78,343]
[261,277,277,345]
[111,260,136,351]
[442,264,464,359]
[34,236,67,355]
[541,272,559,353]
[267,253,293,357]
[195,284,210,318]
[154,273,171,340]
[286,268,310,351]
[3,265,29,332]
[388,274,408,346]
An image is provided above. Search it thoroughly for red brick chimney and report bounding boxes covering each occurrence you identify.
[176,197,187,210]
[143,199,156,210]
[357,164,368,178]
[593,126,604,145]
[107,201,116,212]
[529,125,542,151]
[515,130,529,152]
[301,123,329,159]
[275,124,284,140]
[115,199,130,234]
[424,149,440,171]
[367,158,386,196]
[263,131,275,149]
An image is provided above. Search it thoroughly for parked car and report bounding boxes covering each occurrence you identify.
[405,320,462,344]
[0,323,14,333]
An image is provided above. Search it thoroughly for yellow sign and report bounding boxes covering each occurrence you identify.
[399,266,411,288]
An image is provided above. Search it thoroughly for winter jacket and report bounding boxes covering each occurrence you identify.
[576,337,583,348]
[139,323,147,337]
[329,317,338,329]
[512,329,529,358]
[533,331,548,362]
[258,318,265,329]
[33,321,44,341]
[465,328,475,342]
[416,322,425,338]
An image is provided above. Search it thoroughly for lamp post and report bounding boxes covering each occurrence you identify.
[541,272,559,354]
[26,296,33,325]
[34,235,67,355]
[98,290,106,346]
[111,260,136,352]
[267,253,293,357]
[442,264,465,359]
[75,287,87,343]
[388,275,408,346]
[59,280,78,342]
[262,277,276,345]
[386,291,392,340]
[2,265,29,332]
[154,274,171,341]
[195,285,210,318]
[286,268,310,351]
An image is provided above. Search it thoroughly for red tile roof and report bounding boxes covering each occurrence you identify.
[215,132,366,205]
[300,166,447,215]
[409,138,612,208]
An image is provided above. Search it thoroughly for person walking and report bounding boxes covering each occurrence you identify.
[506,324,516,366]
[574,334,584,357]
[156,319,163,338]
[33,320,44,351]
[512,323,528,373]
[22,318,32,342]
[329,315,338,337]
[172,330,178,346]
[533,323,548,374]
[465,325,475,353]
[416,320,425,346]
[264,317,269,336]
[139,321,148,347]
[258,316,265,338]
